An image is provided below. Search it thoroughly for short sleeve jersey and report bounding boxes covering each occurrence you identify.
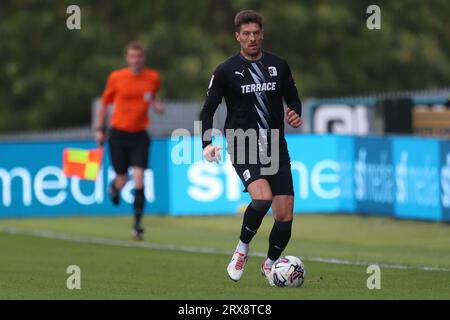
[101,68,161,132]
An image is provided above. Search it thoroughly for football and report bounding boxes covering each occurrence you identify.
[270,256,306,288]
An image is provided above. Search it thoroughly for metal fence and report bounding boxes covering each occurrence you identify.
[1,87,448,141]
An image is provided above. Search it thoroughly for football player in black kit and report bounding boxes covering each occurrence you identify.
[200,10,303,285]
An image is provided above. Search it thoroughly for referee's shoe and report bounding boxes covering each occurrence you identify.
[132,225,145,241]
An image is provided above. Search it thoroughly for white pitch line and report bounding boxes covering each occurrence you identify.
[1,226,450,273]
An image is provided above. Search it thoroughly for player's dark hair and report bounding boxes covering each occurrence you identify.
[125,41,146,55]
[234,10,263,31]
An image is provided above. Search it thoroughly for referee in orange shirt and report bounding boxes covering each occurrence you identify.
[95,41,164,240]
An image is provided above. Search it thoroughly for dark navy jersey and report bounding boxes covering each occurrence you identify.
[200,51,302,150]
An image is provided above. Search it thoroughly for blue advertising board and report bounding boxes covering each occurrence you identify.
[392,138,441,221]
[1,134,449,222]
[0,139,169,218]
[354,137,394,216]
[288,135,349,213]
[440,141,450,222]
[167,135,250,215]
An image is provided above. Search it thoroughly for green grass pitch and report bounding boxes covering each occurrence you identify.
[0,214,449,299]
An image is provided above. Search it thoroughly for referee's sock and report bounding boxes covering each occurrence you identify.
[109,179,120,206]
[238,200,272,252]
[133,188,145,229]
[267,219,293,262]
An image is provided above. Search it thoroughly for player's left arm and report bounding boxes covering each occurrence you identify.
[281,60,303,128]
[150,98,165,114]
[149,72,165,114]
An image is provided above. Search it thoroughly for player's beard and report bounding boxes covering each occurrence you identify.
[244,44,262,59]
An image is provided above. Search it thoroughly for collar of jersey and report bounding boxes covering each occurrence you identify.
[238,50,265,63]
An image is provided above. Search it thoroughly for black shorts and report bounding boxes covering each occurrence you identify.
[108,128,150,174]
[233,158,294,196]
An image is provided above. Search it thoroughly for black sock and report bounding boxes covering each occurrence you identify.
[109,179,120,204]
[111,179,119,192]
[133,188,145,228]
[268,220,293,261]
[239,199,272,244]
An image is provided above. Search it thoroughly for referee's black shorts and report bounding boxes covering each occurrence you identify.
[108,128,150,175]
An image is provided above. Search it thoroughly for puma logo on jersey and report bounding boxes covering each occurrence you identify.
[235,70,245,77]
[241,82,277,94]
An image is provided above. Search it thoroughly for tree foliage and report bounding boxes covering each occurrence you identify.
[1,0,449,131]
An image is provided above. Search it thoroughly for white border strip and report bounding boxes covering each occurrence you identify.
[1,226,450,273]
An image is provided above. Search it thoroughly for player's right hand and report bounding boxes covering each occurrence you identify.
[203,145,223,163]
[95,131,106,146]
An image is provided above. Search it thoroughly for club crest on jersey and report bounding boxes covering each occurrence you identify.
[268,66,277,77]
[143,92,153,102]
[243,169,251,181]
